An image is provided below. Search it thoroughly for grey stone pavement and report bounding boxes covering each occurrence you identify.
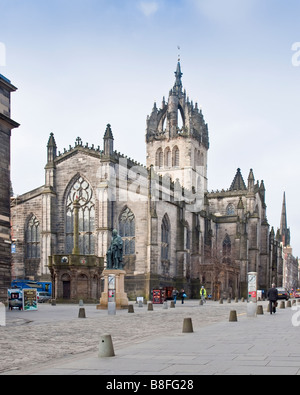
[1,299,300,375]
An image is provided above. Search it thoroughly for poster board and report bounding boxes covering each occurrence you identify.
[23,288,38,311]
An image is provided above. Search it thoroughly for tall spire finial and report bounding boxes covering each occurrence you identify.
[177,45,181,62]
[173,48,183,94]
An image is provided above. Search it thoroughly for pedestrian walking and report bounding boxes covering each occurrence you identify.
[267,283,278,314]
[179,289,186,304]
[200,286,207,303]
[172,288,179,304]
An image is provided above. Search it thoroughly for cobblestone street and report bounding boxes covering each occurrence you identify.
[0,300,248,374]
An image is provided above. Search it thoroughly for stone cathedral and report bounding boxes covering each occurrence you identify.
[10,62,284,301]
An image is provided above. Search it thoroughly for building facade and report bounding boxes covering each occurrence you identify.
[10,63,285,300]
[0,74,19,301]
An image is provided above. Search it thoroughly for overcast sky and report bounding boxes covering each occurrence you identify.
[1,0,300,257]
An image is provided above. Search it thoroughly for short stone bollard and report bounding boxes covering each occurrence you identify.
[199,299,203,306]
[170,301,175,308]
[79,299,84,306]
[182,317,193,333]
[286,300,291,308]
[138,300,143,307]
[227,298,231,303]
[280,301,285,309]
[128,304,134,313]
[256,305,264,315]
[219,298,223,304]
[229,310,237,322]
[78,307,86,318]
[98,334,115,358]
[51,299,56,306]
[235,297,238,303]
[267,303,270,312]
[147,302,153,311]
[241,297,245,302]
[163,301,168,309]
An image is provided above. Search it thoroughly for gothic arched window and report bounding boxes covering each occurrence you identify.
[173,146,179,167]
[156,148,163,168]
[119,207,135,255]
[164,147,171,168]
[65,176,95,254]
[161,214,170,261]
[26,215,40,258]
[222,234,231,264]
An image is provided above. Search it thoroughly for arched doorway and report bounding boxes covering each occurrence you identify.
[61,273,71,299]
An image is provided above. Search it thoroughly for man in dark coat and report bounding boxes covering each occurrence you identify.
[267,283,278,314]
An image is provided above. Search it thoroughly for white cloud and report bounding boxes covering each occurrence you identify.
[138,1,159,17]
[190,0,258,24]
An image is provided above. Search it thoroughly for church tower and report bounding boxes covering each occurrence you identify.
[145,61,209,205]
[280,192,290,246]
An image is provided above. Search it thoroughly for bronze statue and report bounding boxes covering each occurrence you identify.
[106,229,124,270]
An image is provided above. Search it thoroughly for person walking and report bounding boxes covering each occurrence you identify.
[179,289,186,304]
[267,283,278,314]
[172,288,179,304]
[200,286,207,303]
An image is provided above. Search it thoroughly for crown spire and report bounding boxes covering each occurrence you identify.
[173,61,183,94]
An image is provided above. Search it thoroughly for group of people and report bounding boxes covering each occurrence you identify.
[171,283,279,314]
[172,288,187,304]
[172,286,207,304]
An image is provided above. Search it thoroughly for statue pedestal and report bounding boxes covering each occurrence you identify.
[97,269,128,310]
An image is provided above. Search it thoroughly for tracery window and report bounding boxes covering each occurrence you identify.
[161,214,170,261]
[226,203,235,215]
[26,215,40,258]
[65,176,95,254]
[119,207,135,255]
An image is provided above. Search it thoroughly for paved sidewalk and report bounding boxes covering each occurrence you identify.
[7,301,300,376]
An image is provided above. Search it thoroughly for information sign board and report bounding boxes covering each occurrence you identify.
[23,288,38,311]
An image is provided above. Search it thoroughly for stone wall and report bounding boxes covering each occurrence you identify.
[0,76,19,300]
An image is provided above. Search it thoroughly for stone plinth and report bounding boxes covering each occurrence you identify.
[97,269,128,310]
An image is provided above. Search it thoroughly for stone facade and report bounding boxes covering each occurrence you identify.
[0,74,19,301]
[11,62,285,300]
